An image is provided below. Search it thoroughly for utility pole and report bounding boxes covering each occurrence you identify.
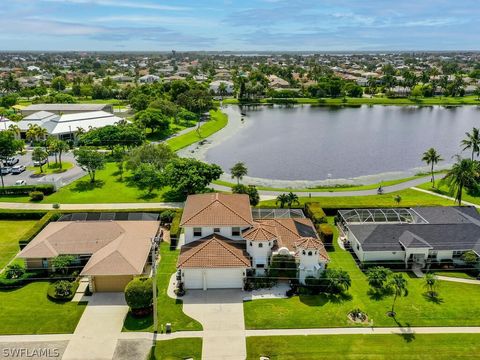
[151,236,158,333]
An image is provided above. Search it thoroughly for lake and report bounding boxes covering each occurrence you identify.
[205,105,480,182]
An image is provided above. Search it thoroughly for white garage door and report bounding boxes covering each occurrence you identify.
[184,268,244,289]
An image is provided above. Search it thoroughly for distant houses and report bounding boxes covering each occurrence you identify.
[21,103,113,116]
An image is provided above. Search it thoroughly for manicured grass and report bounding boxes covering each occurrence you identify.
[214,174,438,193]
[259,189,455,208]
[150,338,202,360]
[123,242,202,333]
[166,109,228,151]
[0,220,38,270]
[244,217,480,329]
[27,161,74,175]
[431,271,477,280]
[246,334,480,360]
[417,181,480,205]
[223,95,480,106]
[0,282,87,334]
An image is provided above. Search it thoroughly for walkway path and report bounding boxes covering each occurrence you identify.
[62,293,129,360]
[412,187,480,208]
[436,276,480,285]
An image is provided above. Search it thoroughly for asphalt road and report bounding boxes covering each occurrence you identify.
[0,151,85,187]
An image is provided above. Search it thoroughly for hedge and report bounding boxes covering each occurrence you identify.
[0,210,47,220]
[0,184,55,196]
[318,223,334,246]
[169,210,183,239]
[304,203,327,224]
[0,271,41,289]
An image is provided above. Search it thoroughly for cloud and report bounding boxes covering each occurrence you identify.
[41,0,189,11]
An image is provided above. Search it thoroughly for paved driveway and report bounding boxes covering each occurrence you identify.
[62,293,128,360]
[182,289,246,360]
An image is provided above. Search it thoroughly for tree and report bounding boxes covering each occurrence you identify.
[54,280,74,298]
[112,145,126,180]
[461,127,480,160]
[162,158,223,196]
[317,268,352,294]
[461,250,479,266]
[31,147,48,173]
[73,148,105,183]
[366,266,392,291]
[51,76,67,91]
[388,273,408,317]
[0,93,18,108]
[131,163,164,195]
[175,89,213,114]
[232,184,260,206]
[126,143,176,171]
[56,140,70,169]
[125,277,154,313]
[443,156,478,205]
[230,162,248,184]
[52,255,75,275]
[424,273,438,298]
[422,148,443,188]
[286,192,300,208]
[276,193,289,208]
[474,86,480,101]
[134,108,170,134]
[0,131,22,188]
[5,263,25,279]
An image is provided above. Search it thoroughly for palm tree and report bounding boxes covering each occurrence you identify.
[286,192,300,208]
[276,193,289,208]
[422,148,443,188]
[443,156,478,205]
[388,273,408,317]
[424,273,438,298]
[31,147,48,173]
[461,127,480,160]
[8,124,20,139]
[230,162,248,185]
[57,140,70,169]
[26,124,40,142]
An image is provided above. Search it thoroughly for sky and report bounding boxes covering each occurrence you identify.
[0,0,478,51]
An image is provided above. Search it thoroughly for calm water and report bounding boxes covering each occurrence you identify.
[205,105,480,181]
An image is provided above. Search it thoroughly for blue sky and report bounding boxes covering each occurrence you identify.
[0,0,478,51]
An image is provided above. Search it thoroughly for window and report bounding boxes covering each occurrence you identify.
[259,243,263,248]
[302,250,306,255]
[232,227,241,236]
[308,251,313,256]
[453,250,463,257]
[257,264,265,268]
[357,244,360,250]
[193,227,202,237]
[250,242,253,247]
[213,227,221,233]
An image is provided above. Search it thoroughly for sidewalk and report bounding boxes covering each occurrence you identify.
[436,276,480,285]
[412,187,479,208]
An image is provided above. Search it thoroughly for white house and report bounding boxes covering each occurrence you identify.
[338,207,480,269]
[138,74,160,84]
[209,80,234,95]
[177,193,329,290]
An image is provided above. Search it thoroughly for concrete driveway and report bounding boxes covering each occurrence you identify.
[182,289,246,360]
[62,293,128,360]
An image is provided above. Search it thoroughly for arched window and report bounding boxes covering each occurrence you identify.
[302,250,306,255]
[308,251,313,256]
[250,242,253,247]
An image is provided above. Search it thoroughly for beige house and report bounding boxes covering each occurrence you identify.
[18,220,160,292]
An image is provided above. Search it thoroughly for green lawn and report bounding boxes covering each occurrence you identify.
[214,173,442,193]
[0,282,87,334]
[431,271,477,280]
[223,95,480,106]
[166,109,228,151]
[0,220,38,270]
[150,338,202,360]
[246,334,480,360]
[417,181,480,205]
[27,161,74,175]
[244,217,480,329]
[123,242,202,333]
[259,189,455,208]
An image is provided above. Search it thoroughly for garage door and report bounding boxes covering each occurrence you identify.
[94,275,133,292]
[184,268,244,290]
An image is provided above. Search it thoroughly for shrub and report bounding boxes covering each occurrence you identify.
[47,280,79,301]
[318,224,334,246]
[159,210,176,224]
[0,271,38,289]
[52,255,76,275]
[169,210,182,239]
[125,277,154,314]
[304,203,327,224]
[29,191,44,201]
[5,263,25,279]
[268,254,297,279]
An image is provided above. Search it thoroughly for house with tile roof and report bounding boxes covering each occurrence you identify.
[177,193,329,290]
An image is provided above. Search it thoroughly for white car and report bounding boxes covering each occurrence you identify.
[15,180,27,186]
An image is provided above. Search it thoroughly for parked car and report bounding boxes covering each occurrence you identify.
[11,165,26,174]
[15,179,26,186]
[5,157,19,166]
[33,159,47,166]
[0,167,12,175]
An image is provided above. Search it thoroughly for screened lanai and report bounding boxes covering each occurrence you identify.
[338,208,428,225]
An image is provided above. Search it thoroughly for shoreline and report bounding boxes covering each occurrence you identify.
[178,105,452,189]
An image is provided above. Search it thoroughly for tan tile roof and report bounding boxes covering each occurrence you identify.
[180,193,254,227]
[256,218,318,251]
[243,222,277,241]
[19,221,160,276]
[177,234,251,268]
[294,237,330,262]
